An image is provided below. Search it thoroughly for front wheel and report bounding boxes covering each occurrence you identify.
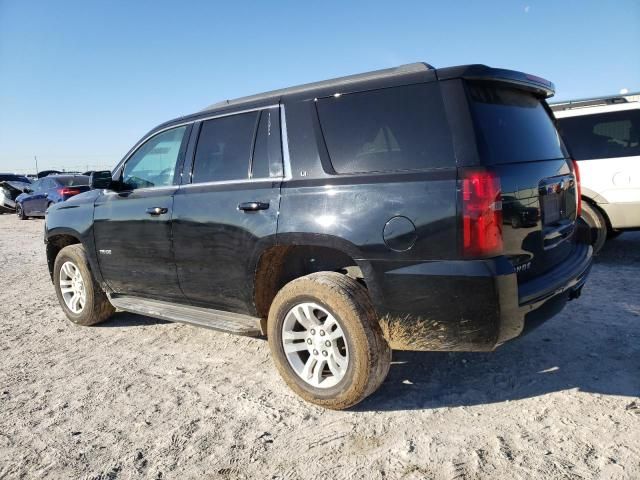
[267,272,391,410]
[16,204,27,220]
[53,244,115,326]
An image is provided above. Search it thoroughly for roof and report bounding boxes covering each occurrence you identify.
[550,92,640,111]
[201,62,435,112]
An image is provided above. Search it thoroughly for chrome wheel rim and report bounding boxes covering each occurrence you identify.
[59,261,86,314]
[282,302,349,389]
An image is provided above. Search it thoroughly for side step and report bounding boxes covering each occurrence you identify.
[109,295,263,337]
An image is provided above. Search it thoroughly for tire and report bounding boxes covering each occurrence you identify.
[16,204,27,220]
[580,201,608,254]
[53,244,115,326]
[267,272,391,410]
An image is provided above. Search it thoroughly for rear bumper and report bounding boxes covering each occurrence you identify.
[370,242,593,352]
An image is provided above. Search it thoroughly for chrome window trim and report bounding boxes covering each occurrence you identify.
[113,104,280,193]
[280,104,292,180]
[179,177,279,189]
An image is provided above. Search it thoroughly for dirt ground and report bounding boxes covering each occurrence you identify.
[0,213,638,480]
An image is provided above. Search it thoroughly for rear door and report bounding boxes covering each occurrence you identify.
[464,81,578,282]
[172,107,283,313]
[24,179,47,215]
[93,125,191,300]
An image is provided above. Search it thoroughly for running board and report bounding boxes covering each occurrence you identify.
[109,295,263,337]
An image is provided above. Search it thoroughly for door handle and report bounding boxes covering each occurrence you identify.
[238,201,270,212]
[146,207,168,216]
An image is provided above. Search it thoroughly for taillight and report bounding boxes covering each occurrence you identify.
[58,187,81,197]
[461,169,503,258]
[572,159,582,217]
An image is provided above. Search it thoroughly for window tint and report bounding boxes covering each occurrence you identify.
[55,176,90,186]
[123,126,187,190]
[252,108,283,178]
[557,109,640,160]
[192,112,259,183]
[316,83,455,174]
[30,180,42,191]
[0,174,30,183]
[467,82,566,164]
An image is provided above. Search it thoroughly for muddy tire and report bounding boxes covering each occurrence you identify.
[267,272,391,410]
[581,201,608,254]
[53,244,115,326]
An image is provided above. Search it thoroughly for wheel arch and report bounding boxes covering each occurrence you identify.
[45,228,88,281]
[251,234,379,320]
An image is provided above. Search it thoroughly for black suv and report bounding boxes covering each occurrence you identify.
[45,63,592,409]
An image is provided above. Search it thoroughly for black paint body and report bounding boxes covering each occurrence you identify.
[45,63,592,351]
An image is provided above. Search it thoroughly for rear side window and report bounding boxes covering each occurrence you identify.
[557,109,640,160]
[316,83,455,174]
[251,108,283,178]
[467,82,565,164]
[192,112,259,183]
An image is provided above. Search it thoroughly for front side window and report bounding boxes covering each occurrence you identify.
[558,109,640,160]
[316,83,455,174]
[123,126,188,190]
[192,112,259,183]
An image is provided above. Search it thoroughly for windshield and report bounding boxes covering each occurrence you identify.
[467,82,567,164]
[557,109,640,160]
[55,176,90,186]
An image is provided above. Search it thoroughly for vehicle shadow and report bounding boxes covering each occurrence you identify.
[357,308,639,412]
[98,311,169,328]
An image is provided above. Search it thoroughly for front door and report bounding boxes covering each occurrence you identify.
[173,107,283,313]
[94,124,191,300]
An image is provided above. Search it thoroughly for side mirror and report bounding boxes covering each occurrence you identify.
[23,187,33,193]
[90,170,114,190]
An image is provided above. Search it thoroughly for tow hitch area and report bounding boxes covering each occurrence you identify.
[569,285,583,301]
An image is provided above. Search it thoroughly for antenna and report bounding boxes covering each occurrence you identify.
[34,155,39,175]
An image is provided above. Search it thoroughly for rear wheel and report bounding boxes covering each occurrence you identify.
[53,244,115,326]
[267,272,391,410]
[580,201,608,254]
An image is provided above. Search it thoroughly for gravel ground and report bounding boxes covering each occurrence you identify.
[0,213,638,479]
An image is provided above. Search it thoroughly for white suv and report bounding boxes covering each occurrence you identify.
[552,93,640,253]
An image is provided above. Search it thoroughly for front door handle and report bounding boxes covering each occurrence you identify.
[146,207,169,216]
[238,201,270,212]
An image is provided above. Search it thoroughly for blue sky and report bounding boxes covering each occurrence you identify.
[1,0,638,173]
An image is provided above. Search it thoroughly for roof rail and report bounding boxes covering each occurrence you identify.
[203,62,435,112]
[550,92,639,111]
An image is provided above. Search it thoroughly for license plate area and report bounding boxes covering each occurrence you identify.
[541,193,561,225]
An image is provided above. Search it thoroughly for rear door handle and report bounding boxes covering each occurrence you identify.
[238,201,270,212]
[146,207,169,216]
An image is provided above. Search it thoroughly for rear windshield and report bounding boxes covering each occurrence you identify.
[557,109,640,160]
[0,174,30,183]
[467,82,566,164]
[55,176,89,186]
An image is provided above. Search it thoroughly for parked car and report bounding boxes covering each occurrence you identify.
[16,174,90,219]
[0,173,31,213]
[552,93,640,253]
[45,63,592,409]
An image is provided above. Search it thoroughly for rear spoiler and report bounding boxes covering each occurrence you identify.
[436,64,555,98]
